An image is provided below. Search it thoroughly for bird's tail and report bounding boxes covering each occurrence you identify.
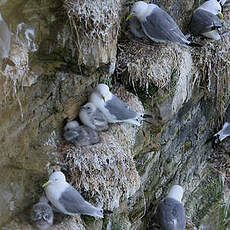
[214,123,230,141]
[214,130,230,142]
[142,114,153,119]
[104,209,113,214]
[187,42,203,47]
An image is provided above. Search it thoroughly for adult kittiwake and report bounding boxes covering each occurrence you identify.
[190,0,223,40]
[126,1,199,46]
[155,185,186,230]
[31,196,54,230]
[43,171,104,218]
[89,83,152,126]
[79,102,109,131]
[63,120,99,146]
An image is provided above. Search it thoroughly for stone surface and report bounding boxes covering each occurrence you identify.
[0,0,230,229]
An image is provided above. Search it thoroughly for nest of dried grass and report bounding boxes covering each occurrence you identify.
[63,0,121,67]
[58,88,143,209]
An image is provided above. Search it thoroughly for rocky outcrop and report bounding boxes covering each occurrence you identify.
[0,0,229,229]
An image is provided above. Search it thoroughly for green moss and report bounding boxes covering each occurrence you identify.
[184,140,192,152]
[186,166,224,227]
[169,68,179,97]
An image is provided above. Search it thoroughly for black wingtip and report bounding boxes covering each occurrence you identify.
[143,114,153,119]
[188,42,203,47]
[104,209,113,214]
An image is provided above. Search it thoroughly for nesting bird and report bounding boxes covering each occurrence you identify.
[155,185,186,230]
[79,102,109,131]
[127,1,194,46]
[30,196,54,230]
[0,12,11,69]
[89,84,152,126]
[214,102,230,141]
[43,171,104,218]
[190,0,223,40]
[63,120,99,146]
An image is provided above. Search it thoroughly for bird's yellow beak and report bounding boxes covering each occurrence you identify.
[42,181,51,188]
[126,14,134,21]
[102,96,106,102]
[217,13,224,19]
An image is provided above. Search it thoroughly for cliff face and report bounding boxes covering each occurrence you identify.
[0,0,230,229]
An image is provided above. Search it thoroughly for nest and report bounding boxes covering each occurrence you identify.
[63,0,121,68]
[116,37,195,98]
[59,88,143,209]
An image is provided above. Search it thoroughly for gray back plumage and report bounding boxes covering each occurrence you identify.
[91,108,108,131]
[64,124,99,146]
[156,197,186,230]
[59,185,102,217]
[64,128,80,142]
[105,95,138,120]
[190,9,221,35]
[82,126,99,144]
[142,7,188,44]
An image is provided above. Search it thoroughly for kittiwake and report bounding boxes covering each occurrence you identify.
[155,185,186,230]
[79,102,109,131]
[190,0,223,40]
[126,1,199,46]
[43,171,104,218]
[31,196,54,230]
[63,120,99,146]
[214,102,230,141]
[89,83,152,126]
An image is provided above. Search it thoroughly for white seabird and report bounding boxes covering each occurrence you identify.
[126,1,193,45]
[89,83,152,126]
[214,102,230,141]
[63,120,99,146]
[30,196,54,230]
[43,171,104,218]
[190,0,223,40]
[79,102,109,131]
[155,185,186,230]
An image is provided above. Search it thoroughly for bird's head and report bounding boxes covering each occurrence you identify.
[200,0,223,19]
[81,102,95,114]
[126,1,149,21]
[43,171,66,188]
[167,185,184,202]
[64,121,79,131]
[96,84,111,102]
